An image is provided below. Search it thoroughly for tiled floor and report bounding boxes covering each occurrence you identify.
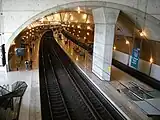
[0,70,41,120]
[3,39,41,120]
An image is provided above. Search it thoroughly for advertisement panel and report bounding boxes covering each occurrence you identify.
[130,48,140,69]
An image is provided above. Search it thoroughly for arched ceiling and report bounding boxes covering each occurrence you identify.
[27,8,94,29]
[24,6,160,42]
[7,2,160,56]
[116,11,160,41]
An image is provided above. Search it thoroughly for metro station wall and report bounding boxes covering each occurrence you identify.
[113,51,160,82]
[113,35,160,81]
[112,50,129,65]
[150,64,160,82]
[137,59,150,75]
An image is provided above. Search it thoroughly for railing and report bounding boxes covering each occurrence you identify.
[0,81,27,120]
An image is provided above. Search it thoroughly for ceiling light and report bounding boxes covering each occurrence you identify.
[77,25,80,28]
[87,32,89,35]
[76,56,79,61]
[140,32,144,36]
[86,19,90,23]
[87,26,91,30]
[150,57,153,63]
[126,40,129,45]
[140,31,146,37]
[77,7,80,14]
[77,7,80,11]
[70,16,73,21]
[83,14,87,19]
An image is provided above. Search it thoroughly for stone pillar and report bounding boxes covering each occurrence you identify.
[92,7,120,81]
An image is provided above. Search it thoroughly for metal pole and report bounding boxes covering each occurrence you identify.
[149,62,152,76]
[127,44,130,66]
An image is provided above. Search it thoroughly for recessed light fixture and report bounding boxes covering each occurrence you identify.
[77,25,80,28]
[83,14,87,19]
[150,57,153,63]
[125,40,129,45]
[87,26,91,30]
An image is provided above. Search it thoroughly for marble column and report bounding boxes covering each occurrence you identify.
[92,7,120,81]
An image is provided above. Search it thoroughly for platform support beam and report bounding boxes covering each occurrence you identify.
[92,7,120,81]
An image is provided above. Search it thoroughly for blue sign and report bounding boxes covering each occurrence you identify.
[130,48,140,69]
[15,48,25,56]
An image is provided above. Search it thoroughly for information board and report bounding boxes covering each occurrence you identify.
[130,48,140,69]
[15,48,25,56]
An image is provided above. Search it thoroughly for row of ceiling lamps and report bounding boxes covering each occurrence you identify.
[39,6,89,23]
[67,30,89,40]
[66,25,92,31]
[67,29,90,36]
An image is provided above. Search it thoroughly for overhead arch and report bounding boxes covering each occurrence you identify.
[5,1,160,64]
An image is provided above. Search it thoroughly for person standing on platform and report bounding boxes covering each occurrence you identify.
[25,60,29,70]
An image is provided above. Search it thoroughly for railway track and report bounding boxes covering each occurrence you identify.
[39,30,126,120]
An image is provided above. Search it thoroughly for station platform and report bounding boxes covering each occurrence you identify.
[54,33,160,120]
[4,33,160,120]
[1,38,41,120]
[0,70,41,120]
